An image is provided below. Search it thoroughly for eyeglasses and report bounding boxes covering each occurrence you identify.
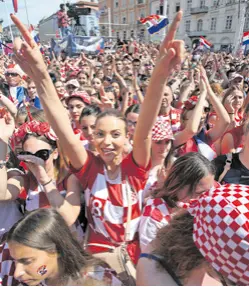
[6,73,18,77]
[18,149,53,161]
[127,120,137,127]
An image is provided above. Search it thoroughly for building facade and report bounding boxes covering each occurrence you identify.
[99,0,151,41]
[99,0,249,50]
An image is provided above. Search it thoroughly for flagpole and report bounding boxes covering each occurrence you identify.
[3,0,14,42]
[24,0,30,27]
[162,0,167,39]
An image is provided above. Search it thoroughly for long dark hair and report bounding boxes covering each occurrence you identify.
[7,208,99,284]
[154,152,215,208]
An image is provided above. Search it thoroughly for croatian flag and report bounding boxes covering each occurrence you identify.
[199,36,212,49]
[140,15,169,35]
[243,31,249,45]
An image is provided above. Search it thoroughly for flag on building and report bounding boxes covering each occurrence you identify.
[140,15,169,35]
[199,36,212,49]
[243,31,249,46]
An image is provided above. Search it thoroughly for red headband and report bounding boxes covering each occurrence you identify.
[11,120,57,149]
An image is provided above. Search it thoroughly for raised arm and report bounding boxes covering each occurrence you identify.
[11,15,87,170]
[133,11,184,168]
[0,114,24,201]
[0,92,18,118]
[174,77,208,147]
[201,67,230,142]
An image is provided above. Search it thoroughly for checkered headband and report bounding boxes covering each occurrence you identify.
[152,119,174,141]
[179,184,249,285]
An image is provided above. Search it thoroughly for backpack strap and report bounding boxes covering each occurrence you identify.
[218,153,233,183]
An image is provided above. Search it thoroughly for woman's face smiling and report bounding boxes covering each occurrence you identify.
[94,115,127,165]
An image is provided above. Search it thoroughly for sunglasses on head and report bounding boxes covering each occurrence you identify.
[18,149,53,161]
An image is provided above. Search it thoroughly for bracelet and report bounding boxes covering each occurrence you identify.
[0,161,7,169]
[42,179,53,187]
[228,113,235,115]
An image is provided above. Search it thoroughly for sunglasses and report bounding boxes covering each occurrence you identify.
[18,149,53,161]
[6,73,18,77]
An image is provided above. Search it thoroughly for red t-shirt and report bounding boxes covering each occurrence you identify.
[71,151,151,264]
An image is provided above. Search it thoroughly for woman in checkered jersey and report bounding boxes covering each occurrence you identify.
[139,152,216,253]
[137,184,249,286]
[9,12,184,284]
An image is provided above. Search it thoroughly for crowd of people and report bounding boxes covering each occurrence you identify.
[1,10,249,286]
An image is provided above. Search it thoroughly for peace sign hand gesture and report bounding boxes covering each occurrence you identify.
[10,14,47,81]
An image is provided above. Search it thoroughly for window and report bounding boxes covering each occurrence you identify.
[130,11,134,23]
[185,20,191,32]
[213,0,218,6]
[116,31,119,39]
[197,19,203,31]
[123,30,126,40]
[210,17,217,31]
[156,9,160,15]
[245,15,249,31]
[122,17,126,24]
[200,0,205,8]
[226,0,235,4]
[115,1,118,8]
[131,30,134,38]
[225,15,233,30]
[140,29,145,39]
[176,2,180,12]
[187,0,192,10]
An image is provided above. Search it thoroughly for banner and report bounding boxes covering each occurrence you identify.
[12,0,18,13]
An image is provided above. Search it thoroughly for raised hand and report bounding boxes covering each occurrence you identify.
[154,11,185,78]
[17,154,51,185]
[0,112,15,142]
[10,14,47,80]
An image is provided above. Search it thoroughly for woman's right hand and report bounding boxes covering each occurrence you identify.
[0,112,15,142]
[223,94,235,114]
[10,15,48,81]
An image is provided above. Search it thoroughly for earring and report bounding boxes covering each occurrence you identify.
[37,265,47,276]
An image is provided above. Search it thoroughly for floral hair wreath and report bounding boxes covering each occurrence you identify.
[10,120,58,149]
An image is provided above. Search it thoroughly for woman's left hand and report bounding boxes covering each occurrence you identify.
[17,155,51,185]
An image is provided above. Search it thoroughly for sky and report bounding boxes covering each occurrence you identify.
[0,0,78,27]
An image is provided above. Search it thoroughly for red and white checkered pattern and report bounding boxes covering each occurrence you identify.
[157,107,181,134]
[139,198,172,250]
[0,241,19,286]
[152,119,174,141]
[72,151,150,264]
[66,91,91,105]
[182,184,249,285]
[184,95,199,110]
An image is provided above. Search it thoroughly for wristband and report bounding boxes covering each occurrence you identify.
[228,113,235,115]
[42,179,53,187]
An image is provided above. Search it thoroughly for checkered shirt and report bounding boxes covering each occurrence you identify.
[185,184,249,285]
[139,197,172,250]
[71,151,150,263]
[0,241,19,286]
